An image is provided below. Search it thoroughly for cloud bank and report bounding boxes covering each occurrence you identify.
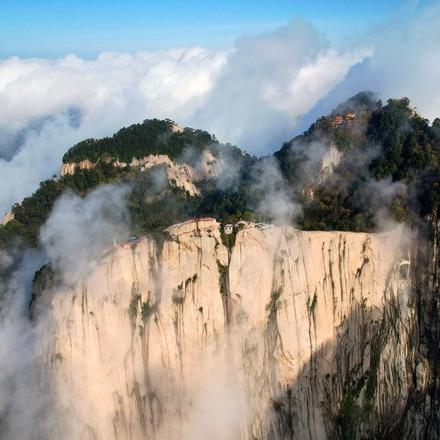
[40,184,130,284]
[0,48,225,214]
[1,3,440,215]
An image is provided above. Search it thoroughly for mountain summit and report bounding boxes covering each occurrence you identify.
[2,92,440,438]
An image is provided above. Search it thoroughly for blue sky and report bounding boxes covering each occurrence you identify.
[0,0,414,57]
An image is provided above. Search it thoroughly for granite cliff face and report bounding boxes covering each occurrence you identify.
[41,220,419,439]
[60,150,218,196]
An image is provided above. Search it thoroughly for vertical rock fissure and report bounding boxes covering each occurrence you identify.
[218,226,235,327]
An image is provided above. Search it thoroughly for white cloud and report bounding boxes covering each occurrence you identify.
[0,249,48,440]
[365,3,440,121]
[39,184,130,284]
[0,22,366,215]
[0,48,226,214]
[313,3,440,124]
[2,4,440,215]
[0,49,225,137]
[191,20,367,155]
[267,48,371,115]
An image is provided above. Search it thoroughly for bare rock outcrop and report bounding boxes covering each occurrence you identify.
[60,151,218,197]
[43,222,415,439]
[1,211,14,225]
[320,143,342,179]
[60,159,94,176]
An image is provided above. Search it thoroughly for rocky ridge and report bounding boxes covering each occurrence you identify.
[60,150,218,197]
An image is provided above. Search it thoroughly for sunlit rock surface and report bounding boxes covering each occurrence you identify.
[44,221,415,439]
[1,211,14,226]
[60,150,218,197]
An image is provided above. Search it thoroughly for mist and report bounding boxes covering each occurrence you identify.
[40,184,131,284]
[3,3,440,215]
[0,182,134,439]
[0,249,47,440]
[1,1,439,439]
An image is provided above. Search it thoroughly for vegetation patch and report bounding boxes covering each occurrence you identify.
[172,292,185,305]
[29,264,58,314]
[216,260,229,296]
[128,294,141,322]
[141,299,156,321]
[308,292,318,316]
[266,287,283,316]
[63,119,215,164]
[52,353,64,363]
[5,95,440,253]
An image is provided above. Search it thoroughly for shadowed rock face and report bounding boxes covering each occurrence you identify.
[42,221,418,439]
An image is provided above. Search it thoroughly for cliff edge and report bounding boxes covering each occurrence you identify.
[41,220,417,439]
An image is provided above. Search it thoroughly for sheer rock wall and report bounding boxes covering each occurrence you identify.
[44,222,416,439]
